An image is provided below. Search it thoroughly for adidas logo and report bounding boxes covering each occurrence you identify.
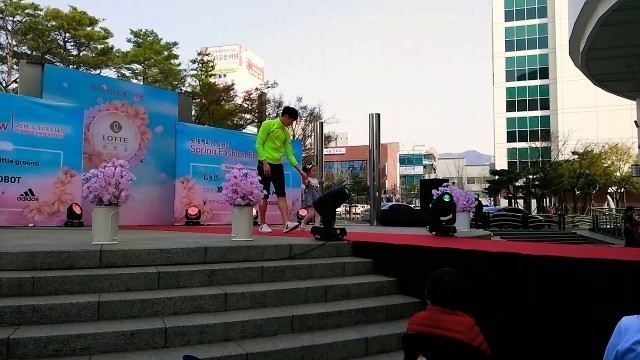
[17,188,39,202]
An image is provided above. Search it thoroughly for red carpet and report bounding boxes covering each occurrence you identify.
[124,225,640,262]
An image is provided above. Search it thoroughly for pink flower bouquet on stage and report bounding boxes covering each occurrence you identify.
[81,159,136,244]
[222,164,265,241]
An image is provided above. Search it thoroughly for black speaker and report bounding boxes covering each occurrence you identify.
[420,178,449,224]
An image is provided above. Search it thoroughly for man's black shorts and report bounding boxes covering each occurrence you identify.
[257,161,286,199]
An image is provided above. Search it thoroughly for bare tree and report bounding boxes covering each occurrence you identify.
[266,94,336,163]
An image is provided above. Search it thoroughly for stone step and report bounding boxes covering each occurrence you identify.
[352,351,404,359]
[0,239,353,271]
[6,298,416,359]
[0,275,398,326]
[84,319,409,360]
[0,257,374,297]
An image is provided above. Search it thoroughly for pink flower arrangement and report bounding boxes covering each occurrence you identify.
[82,159,136,206]
[222,164,265,207]
[432,183,477,213]
[83,100,152,169]
[23,167,78,222]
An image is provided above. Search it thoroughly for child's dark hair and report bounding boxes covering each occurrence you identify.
[302,163,315,174]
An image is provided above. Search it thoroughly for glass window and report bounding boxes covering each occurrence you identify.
[506,87,517,99]
[528,68,539,80]
[538,36,548,49]
[508,161,518,171]
[528,98,539,111]
[538,0,546,5]
[505,0,515,8]
[528,85,539,97]
[529,116,540,128]
[517,117,528,129]
[529,147,541,160]
[538,23,548,36]
[539,53,549,66]
[516,86,527,98]
[519,161,530,171]
[540,129,551,142]
[539,66,549,79]
[526,7,537,20]
[526,24,538,37]
[539,98,550,110]
[505,10,515,22]
[518,147,529,160]
[516,38,527,51]
[516,69,527,81]
[527,55,538,67]
[505,40,515,52]
[506,57,516,69]
[540,115,551,128]
[515,0,525,7]
[506,70,516,82]
[518,130,528,142]
[516,56,526,68]
[529,130,540,142]
[539,85,550,97]
[507,100,517,112]
[515,8,526,21]
[507,117,517,130]
[541,146,552,160]
[526,0,536,6]
[527,38,538,50]
[538,6,547,18]
[515,26,526,38]
[507,148,518,160]
[505,27,516,40]
[507,130,517,143]
[516,99,528,112]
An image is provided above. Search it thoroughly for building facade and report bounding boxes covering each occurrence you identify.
[398,145,438,204]
[200,44,265,94]
[436,158,491,201]
[323,143,400,201]
[492,0,637,172]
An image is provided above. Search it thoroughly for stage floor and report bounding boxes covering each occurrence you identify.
[1,225,638,263]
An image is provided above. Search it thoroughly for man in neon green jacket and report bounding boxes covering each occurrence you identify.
[255,106,307,233]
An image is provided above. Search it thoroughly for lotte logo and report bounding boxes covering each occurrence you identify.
[109,121,123,134]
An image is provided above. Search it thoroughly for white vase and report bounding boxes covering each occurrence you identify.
[455,212,471,231]
[231,206,254,241]
[92,206,119,244]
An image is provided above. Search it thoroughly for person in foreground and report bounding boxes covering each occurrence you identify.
[622,206,638,247]
[403,268,492,360]
[255,106,306,233]
[604,315,640,360]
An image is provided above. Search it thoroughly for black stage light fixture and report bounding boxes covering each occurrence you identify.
[64,202,84,227]
[310,185,350,241]
[428,192,457,236]
[297,208,308,222]
[185,205,202,226]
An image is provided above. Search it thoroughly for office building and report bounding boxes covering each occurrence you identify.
[492,0,637,172]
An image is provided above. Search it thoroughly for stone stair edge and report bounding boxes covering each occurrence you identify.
[40,319,410,360]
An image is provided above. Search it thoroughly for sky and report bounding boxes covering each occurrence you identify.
[37,0,495,154]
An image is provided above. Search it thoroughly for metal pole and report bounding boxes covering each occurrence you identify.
[315,120,324,193]
[369,113,381,226]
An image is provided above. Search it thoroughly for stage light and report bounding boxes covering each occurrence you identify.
[297,208,308,222]
[310,185,350,241]
[428,192,457,236]
[64,202,84,227]
[185,205,202,226]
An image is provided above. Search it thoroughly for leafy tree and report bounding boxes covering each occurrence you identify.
[560,145,611,214]
[602,142,639,207]
[349,172,369,204]
[401,183,420,205]
[0,0,41,92]
[21,5,116,72]
[116,29,184,90]
[187,51,245,129]
[485,169,523,207]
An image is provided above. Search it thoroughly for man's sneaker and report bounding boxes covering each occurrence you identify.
[283,221,300,233]
[259,224,272,233]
